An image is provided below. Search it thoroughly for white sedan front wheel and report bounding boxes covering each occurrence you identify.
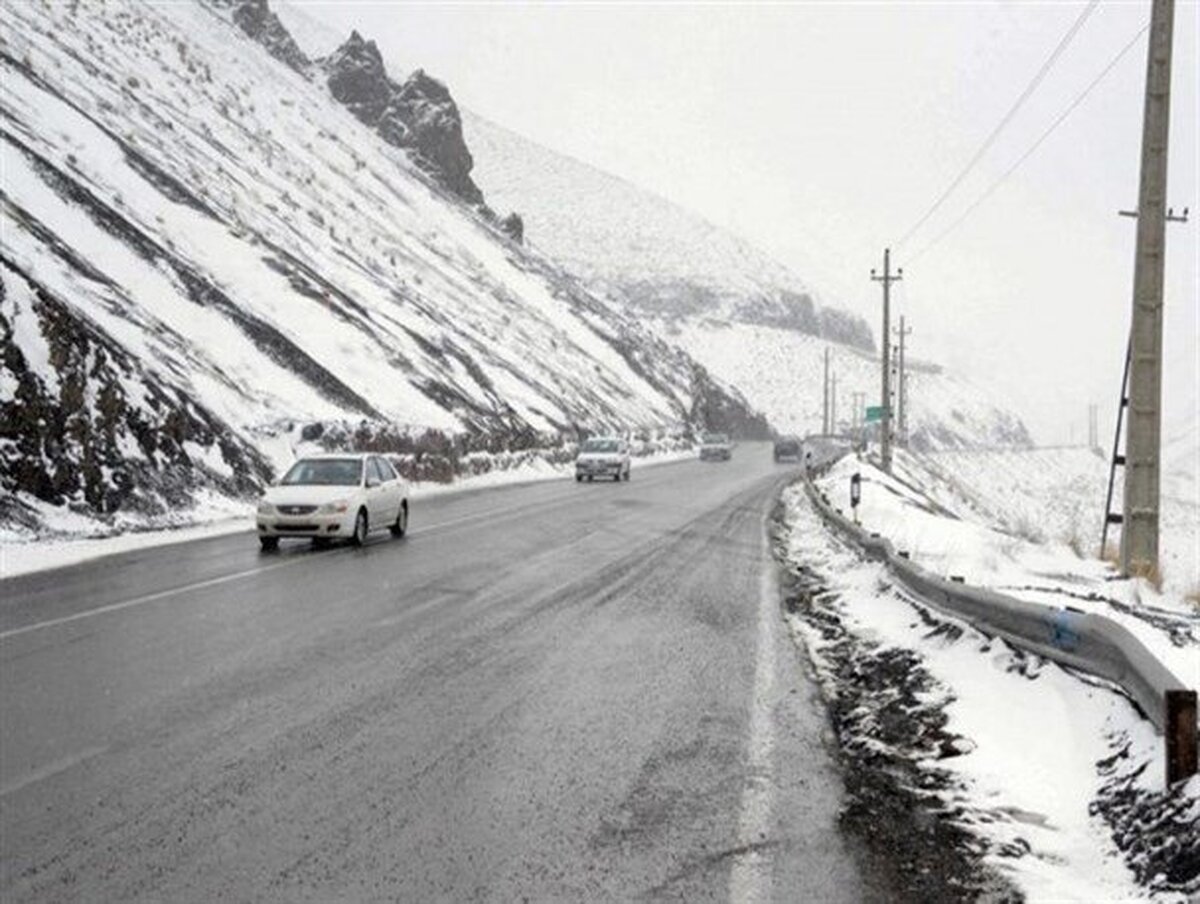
[351,508,369,547]
[390,502,408,538]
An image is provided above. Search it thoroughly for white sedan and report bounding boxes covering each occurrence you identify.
[255,453,409,551]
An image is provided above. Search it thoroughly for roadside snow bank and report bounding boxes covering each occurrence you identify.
[813,451,1198,688]
[921,447,1199,601]
[778,482,1198,901]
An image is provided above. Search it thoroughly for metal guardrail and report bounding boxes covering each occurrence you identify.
[800,468,1198,787]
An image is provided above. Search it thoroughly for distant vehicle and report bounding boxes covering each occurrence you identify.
[773,436,802,462]
[256,453,409,550]
[576,437,631,482]
[699,433,733,461]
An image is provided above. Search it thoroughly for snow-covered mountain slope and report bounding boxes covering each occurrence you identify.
[668,321,1031,450]
[463,113,874,351]
[463,114,1036,450]
[0,0,765,536]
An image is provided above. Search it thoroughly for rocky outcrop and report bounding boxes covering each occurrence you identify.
[230,0,309,73]
[499,212,524,243]
[324,30,392,124]
[323,33,484,206]
[689,366,772,439]
[1,258,271,522]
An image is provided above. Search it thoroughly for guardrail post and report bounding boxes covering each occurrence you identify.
[1166,689,1198,785]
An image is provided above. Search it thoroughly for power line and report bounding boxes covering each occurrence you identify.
[909,22,1150,265]
[896,0,1101,249]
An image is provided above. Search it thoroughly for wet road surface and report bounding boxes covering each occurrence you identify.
[1,445,871,902]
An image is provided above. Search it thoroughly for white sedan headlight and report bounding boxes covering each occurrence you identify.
[257,500,275,515]
[317,500,350,514]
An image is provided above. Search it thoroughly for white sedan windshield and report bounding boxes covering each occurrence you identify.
[281,458,363,487]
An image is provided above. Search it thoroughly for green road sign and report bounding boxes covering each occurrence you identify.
[865,405,888,423]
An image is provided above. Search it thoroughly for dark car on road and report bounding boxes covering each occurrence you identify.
[699,433,733,461]
[773,436,802,462]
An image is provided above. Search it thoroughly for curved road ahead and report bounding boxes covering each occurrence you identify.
[1,445,871,902]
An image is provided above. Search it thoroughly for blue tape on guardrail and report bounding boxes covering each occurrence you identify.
[1051,610,1080,652]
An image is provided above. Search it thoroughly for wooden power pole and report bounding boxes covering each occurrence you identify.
[871,249,902,472]
[1121,0,1177,578]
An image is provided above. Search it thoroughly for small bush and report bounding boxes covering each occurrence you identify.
[1184,586,1200,612]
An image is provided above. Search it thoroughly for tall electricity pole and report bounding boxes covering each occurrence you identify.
[822,347,831,435]
[831,372,838,436]
[871,249,902,472]
[896,317,912,447]
[1121,0,1177,578]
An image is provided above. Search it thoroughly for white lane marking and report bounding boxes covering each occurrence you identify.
[0,494,582,643]
[0,462,699,643]
[729,530,780,904]
[0,745,109,799]
[0,556,315,642]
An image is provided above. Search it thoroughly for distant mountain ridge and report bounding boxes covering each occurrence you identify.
[464,112,875,352]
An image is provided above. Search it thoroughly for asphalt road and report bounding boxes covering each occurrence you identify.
[1,445,872,902]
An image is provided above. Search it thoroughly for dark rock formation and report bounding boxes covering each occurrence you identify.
[689,365,771,439]
[221,0,310,74]
[382,70,482,205]
[1,258,271,520]
[499,212,524,243]
[324,35,484,206]
[324,30,392,124]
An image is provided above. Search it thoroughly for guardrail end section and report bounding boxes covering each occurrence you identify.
[1166,689,1198,786]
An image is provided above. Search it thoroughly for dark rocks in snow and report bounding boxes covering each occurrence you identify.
[621,278,876,352]
[499,211,524,244]
[324,35,484,206]
[382,70,482,205]
[1093,737,1200,895]
[689,365,771,440]
[230,0,309,74]
[1,259,271,520]
[324,30,393,125]
[773,558,1019,902]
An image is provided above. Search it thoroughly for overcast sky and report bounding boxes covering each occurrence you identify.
[285,0,1197,445]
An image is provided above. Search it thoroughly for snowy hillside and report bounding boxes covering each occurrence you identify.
[464,113,874,351]
[920,447,1199,599]
[671,321,1032,450]
[461,115,1039,451]
[0,0,765,537]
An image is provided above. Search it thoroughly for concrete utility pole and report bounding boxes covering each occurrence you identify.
[1121,0,1177,578]
[822,347,831,436]
[896,317,912,447]
[871,249,902,472]
[831,373,838,436]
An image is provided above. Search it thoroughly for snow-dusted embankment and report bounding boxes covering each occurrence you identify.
[779,450,1199,899]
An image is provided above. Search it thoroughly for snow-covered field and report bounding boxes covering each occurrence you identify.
[783,452,1200,899]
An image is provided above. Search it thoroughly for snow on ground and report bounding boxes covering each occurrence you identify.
[781,480,1197,901]
[814,450,1198,690]
[921,446,1200,601]
[0,445,695,580]
[6,0,748,540]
